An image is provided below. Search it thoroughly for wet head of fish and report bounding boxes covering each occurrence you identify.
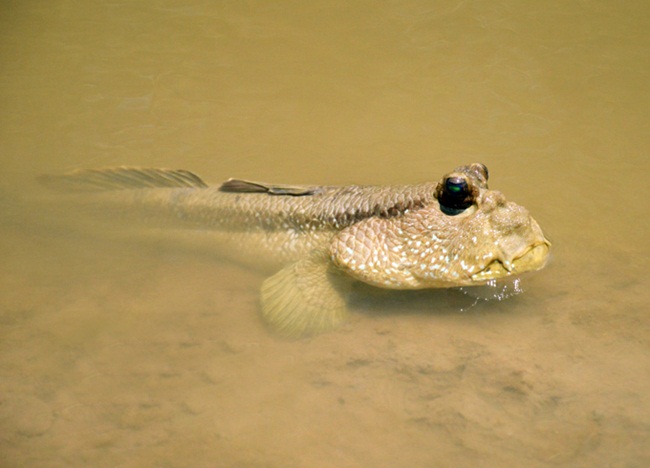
[330,163,551,289]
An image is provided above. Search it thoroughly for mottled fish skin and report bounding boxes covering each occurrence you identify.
[43,170,443,269]
[39,163,551,337]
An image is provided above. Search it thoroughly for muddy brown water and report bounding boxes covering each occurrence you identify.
[1,2,649,467]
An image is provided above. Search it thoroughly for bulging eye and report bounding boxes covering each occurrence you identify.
[446,176,468,196]
[435,174,476,215]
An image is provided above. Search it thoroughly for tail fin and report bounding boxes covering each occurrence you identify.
[37,167,208,193]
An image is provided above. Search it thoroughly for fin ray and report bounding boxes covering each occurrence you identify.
[38,167,208,193]
[219,178,320,196]
[260,255,351,337]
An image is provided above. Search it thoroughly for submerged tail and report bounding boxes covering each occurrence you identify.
[37,167,208,193]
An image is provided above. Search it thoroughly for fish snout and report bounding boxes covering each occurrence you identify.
[499,213,551,273]
[469,207,551,283]
[469,238,550,283]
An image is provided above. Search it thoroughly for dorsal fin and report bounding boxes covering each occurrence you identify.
[219,178,319,196]
[38,167,208,193]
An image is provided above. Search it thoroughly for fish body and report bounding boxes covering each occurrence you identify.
[40,163,550,336]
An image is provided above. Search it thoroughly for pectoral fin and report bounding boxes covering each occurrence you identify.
[260,256,351,337]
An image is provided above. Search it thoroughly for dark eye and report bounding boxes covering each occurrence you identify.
[436,175,476,215]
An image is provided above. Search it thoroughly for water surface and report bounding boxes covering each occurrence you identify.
[1,1,648,466]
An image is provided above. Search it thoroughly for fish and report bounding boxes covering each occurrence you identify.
[38,163,551,337]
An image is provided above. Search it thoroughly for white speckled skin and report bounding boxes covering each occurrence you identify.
[330,188,549,288]
[42,164,550,286]
[40,164,551,336]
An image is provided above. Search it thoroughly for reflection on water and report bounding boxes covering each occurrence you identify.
[1,1,649,466]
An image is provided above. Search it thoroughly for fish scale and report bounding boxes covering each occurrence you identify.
[39,163,550,337]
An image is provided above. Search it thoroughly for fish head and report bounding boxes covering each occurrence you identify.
[330,163,551,289]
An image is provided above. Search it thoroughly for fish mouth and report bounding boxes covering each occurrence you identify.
[470,240,551,283]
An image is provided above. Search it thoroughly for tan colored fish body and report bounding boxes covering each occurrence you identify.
[40,164,550,337]
[330,188,549,289]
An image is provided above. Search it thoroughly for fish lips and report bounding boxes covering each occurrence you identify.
[470,239,551,283]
